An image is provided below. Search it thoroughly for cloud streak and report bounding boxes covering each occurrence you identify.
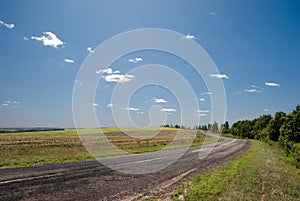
[1,100,21,108]
[265,82,280,87]
[123,107,139,111]
[244,89,261,93]
[183,34,196,40]
[96,68,113,75]
[96,68,134,83]
[209,74,229,79]
[201,92,213,95]
[197,109,210,113]
[87,47,95,53]
[153,97,167,103]
[104,74,134,83]
[91,103,99,107]
[160,108,176,113]
[30,32,64,48]
[0,20,14,29]
[64,58,74,63]
[128,57,143,63]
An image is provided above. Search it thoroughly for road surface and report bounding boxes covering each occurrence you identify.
[0,136,248,201]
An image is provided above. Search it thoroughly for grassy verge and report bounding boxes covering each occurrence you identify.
[0,129,218,168]
[171,140,300,201]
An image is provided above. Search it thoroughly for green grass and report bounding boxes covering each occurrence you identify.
[0,128,218,168]
[171,140,300,201]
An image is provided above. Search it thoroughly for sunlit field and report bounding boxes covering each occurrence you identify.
[0,128,219,168]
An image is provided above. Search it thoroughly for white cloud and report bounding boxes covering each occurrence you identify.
[209,74,229,79]
[199,98,205,101]
[210,12,216,15]
[87,47,95,53]
[91,103,99,107]
[264,109,269,112]
[0,20,14,29]
[160,108,176,113]
[23,37,29,41]
[244,89,261,93]
[1,100,21,108]
[265,82,280,87]
[104,74,134,83]
[96,68,134,83]
[135,57,143,62]
[197,109,210,113]
[64,58,74,63]
[251,85,261,88]
[198,113,207,117]
[201,92,213,95]
[153,97,167,103]
[128,57,143,63]
[137,112,145,114]
[123,107,139,111]
[96,68,113,75]
[184,34,196,40]
[107,103,113,108]
[30,32,64,48]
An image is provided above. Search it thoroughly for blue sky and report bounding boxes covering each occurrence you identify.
[0,0,299,128]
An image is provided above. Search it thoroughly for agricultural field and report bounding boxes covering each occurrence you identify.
[0,128,219,168]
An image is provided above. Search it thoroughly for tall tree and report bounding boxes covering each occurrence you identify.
[252,115,272,139]
[268,111,286,141]
[221,121,230,134]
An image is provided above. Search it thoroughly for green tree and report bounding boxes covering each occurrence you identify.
[252,115,272,139]
[268,111,286,141]
[279,106,300,144]
[230,120,255,138]
[221,121,230,134]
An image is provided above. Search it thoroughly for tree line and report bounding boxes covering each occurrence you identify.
[162,122,220,133]
[229,105,300,168]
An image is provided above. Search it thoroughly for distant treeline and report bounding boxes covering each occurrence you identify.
[162,121,221,133]
[0,128,65,133]
[228,105,300,168]
[161,124,186,129]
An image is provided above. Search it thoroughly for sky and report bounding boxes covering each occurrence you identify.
[0,0,299,128]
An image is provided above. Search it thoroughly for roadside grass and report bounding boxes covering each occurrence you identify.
[171,140,300,201]
[0,128,218,168]
[221,133,242,139]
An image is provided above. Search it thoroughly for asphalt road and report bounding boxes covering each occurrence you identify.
[0,136,249,201]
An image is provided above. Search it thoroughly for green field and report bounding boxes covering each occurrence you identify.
[171,140,300,201]
[0,128,218,168]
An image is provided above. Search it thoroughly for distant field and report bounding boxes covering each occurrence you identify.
[0,127,178,136]
[0,128,219,168]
